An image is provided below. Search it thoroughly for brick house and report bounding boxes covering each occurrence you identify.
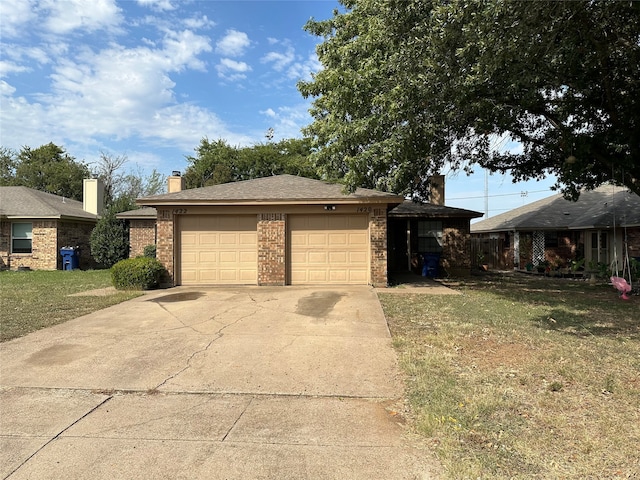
[123,174,482,286]
[132,174,403,287]
[470,184,640,271]
[0,180,103,270]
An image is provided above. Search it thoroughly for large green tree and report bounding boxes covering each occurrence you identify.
[1,143,91,200]
[299,0,640,199]
[183,137,318,189]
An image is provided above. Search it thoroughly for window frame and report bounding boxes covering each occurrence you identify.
[417,220,443,253]
[11,222,33,254]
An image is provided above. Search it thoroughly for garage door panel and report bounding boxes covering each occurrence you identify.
[328,233,348,245]
[329,251,347,264]
[239,251,257,263]
[180,215,257,285]
[349,251,368,263]
[288,214,369,285]
[308,251,329,263]
[239,233,257,245]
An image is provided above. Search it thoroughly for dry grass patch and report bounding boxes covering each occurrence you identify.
[380,273,640,479]
[1,269,141,342]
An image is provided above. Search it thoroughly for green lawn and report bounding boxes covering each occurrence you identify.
[0,269,140,342]
[380,273,639,479]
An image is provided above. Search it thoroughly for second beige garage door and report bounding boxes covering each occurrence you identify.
[180,215,257,285]
[288,214,369,285]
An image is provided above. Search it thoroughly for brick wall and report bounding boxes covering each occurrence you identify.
[0,220,97,271]
[628,227,640,259]
[441,226,471,271]
[156,209,175,284]
[369,208,388,287]
[0,221,9,270]
[58,220,97,269]
[257,213,286,285]
[1,220,58,270]
[129,219,157,258]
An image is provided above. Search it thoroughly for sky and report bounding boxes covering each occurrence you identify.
[0,0,558,219]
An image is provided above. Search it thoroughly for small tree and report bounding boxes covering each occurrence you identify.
[90,208,129,268]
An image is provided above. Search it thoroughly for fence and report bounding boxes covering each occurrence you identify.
[470,237,508,270]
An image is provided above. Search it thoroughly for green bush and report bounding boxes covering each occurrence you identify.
[143,244,157,258]
[111,257,165,290]
[90,209,129,268]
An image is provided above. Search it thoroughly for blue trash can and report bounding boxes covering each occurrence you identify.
[422,253,441,278]
[60,247,80,270]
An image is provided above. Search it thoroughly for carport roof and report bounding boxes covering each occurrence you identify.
[389,200,483,219]
[137,174,404,206]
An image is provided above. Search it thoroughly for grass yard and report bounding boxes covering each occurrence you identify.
[380,273,640,479]
[0,269,140,342]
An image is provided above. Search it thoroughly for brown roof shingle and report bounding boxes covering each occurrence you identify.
[0,186,98,221]
[137,174,404,205]
[471,184,640,232]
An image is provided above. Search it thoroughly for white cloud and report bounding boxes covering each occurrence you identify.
[40,0,123,35]
[136,0,175,11]
[0,60,31,77]
[261,45,295,72]
[259,103,311,140]
[216,58,252,81]
[215,29,250,57]
[1,26,219,151]
[0,0,38,38]
[286,53,322,81]
[183,15,215,30]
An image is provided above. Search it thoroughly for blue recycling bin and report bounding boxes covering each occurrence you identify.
[422,253,441,278]
[60,247,80,271]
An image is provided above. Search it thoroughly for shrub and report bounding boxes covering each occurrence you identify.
[111,257,165,290]
[90,209,129,268]
[143,244,157,258]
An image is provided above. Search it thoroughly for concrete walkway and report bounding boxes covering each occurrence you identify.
[0,286,438,479]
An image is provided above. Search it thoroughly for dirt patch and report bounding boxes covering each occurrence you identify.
[68,287,118,297]
[459,337,536,371]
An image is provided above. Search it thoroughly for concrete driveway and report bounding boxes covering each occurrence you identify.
[0,286,438,479]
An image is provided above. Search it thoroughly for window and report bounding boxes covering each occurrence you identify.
[545,231,559,248]
[418,220,442,253]
[12,223,33,254]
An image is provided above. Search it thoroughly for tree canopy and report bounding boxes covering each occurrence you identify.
[183,137,318,189]
[0,143,91,200]
[299,0,640,199]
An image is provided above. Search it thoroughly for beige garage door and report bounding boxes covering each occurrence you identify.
[180,215,257,285]
[288,214,369,285]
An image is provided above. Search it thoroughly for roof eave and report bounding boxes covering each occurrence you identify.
[137,197,404,207]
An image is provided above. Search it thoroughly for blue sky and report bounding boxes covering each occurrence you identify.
[0,0,558,218]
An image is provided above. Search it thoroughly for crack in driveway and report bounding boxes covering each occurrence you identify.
[152,307,259,391]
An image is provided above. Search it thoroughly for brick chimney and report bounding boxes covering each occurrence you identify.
[168,171,185,193]
[83,178,104,215]
[429,174,445,206]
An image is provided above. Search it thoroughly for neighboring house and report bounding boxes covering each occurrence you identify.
[470,184,640,271]
[0,180,103,270]
[123,174,482,286]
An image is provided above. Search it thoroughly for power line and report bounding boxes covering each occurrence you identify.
[448,188,551,201]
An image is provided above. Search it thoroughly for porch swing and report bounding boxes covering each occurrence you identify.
[609,183,634,300]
